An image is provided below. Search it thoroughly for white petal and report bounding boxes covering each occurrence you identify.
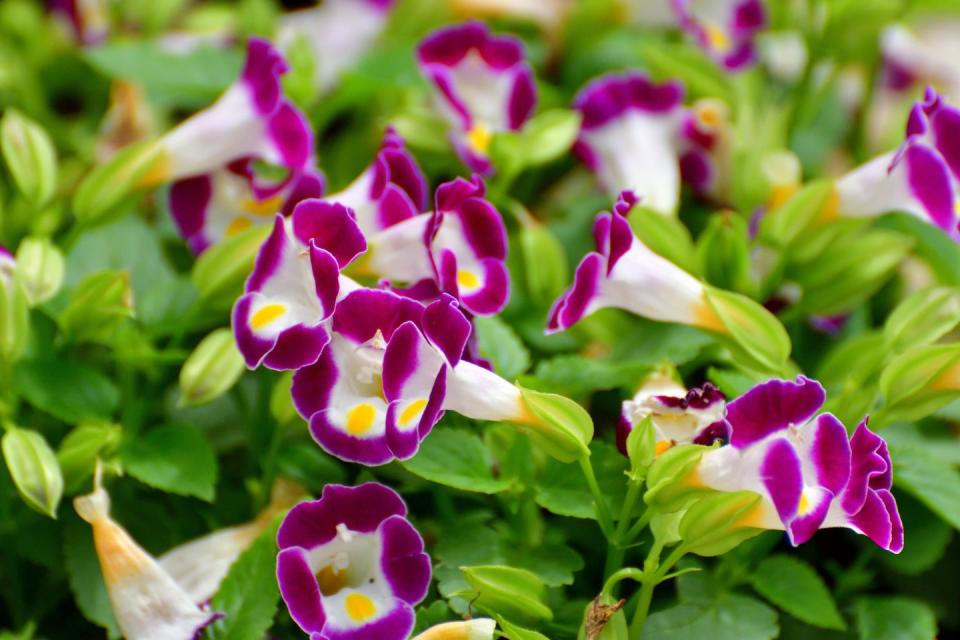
[444,361,527,423]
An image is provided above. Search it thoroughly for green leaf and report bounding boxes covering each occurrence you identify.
[533,355,650,395]
[473,315,531,380]
[854,597,937,640]
[498,617,549,640]
[878,495,953,576]
[751,555,845,630]
[57,422,122,493]
[458,565,552,623]
[519,223,569,307]
[697,213,753,293]
[890,443,960,530]
[535,441,627,519]
[120,425,218,501]
[641,595,778,640]
[509,543,584,587]
[636,39,734,105]
[883,286,960,353]
[515,109,582,167]
[2,427,63,518]
[206,520,281,640]
[13,359,119,423]
[628,207,699,275]
[63,510,120,638]
[401,428,511,494]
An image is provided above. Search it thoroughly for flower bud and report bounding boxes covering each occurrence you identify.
[72,140,167,228]
[58,270,134,344]
[0,268,29,365]
[56,421,122,493]
[0,109,57,206]
[192,224,271,311]
[879,343,960,422]
[757,179,835,248]
[517,385,593,462]
[519,221,568,307]
[643,444,709,513]
[883,286,960,353]
[702,286,791,374]
[179,328,245,407]
[15,237,64,305]
[696,212,752,293]
[457,565,552,624]
[678,490,764,556]
[2,425,63,518]
[625,416,656,482]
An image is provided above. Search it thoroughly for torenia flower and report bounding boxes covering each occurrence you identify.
[829,87,960,240]
[417,21,537,174]
[276,483,431,640]
[170,159,326,253]
[412,618,497,640]
[690,376,903,551]
[277,0,397,95]
[882,21,960,98]
[49,0,109,45]
[74,487,220,640]
[150,38,312,185]
[159,478,306,604]
[673,0,767,71]
[573,72,686,215]
[450,0,571,36]
[548,192,723,333]
[678,98,733,203]
[321,129,428,237]
[233,200,366,370]
[617,372,727,456]
[0,245,15,285]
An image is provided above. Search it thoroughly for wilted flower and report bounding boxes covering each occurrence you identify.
[149,38,313,186]
[573,72,685,215]
[277,0,397,94]
[169,159,326,254]
[830,87,960,240]
[548,192,722,333]
[418,21,537,174]
[690,376,903,552]
[673,0,767,71]
[74,487,221,640]
[276,482,431,640]
[617,373,727,456]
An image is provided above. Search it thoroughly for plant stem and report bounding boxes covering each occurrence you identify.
[604,481,644,578]
[578,454,615,538]
[627,543,688,640]
[601,567,645,600]
[623,509,654,543]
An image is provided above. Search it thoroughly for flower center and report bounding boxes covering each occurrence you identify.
[346,403,377,435]
[466,123,492,154]
[399,399,429,428]
[345,593,377,622]
[457,269,481,290]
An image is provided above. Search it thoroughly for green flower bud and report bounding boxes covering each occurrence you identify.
[696,212,752,293]
[59,270,134,344]
[883,286,960,353]
[625,416,656,482]
[457,566,552,624]
[72,140,167,228]
[757,179,835,248]
[57,421,122,493]
[678,491,765,557]
[15,236,65,305]
[179,328,245,407]
[2,425,63,518]
[580,594,628,640]
[519,222,568,307]
[517,385,593,462]
[0,109,57,206]
[0,272,29,365]
[192,224,271,311]
[702,286,791,375]
[879,343,960,422]
[643,444,709,513]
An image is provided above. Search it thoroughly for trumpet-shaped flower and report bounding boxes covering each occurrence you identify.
[74,487,221,640]
[412,618,497,640]
[277,0,397,94]
[418,21,537,174]
[170,160,326,253]
[673,0,767,71]
[276,483,431,640]
[233,201,366,370]
[320,129,428,237]
[882,21,960,98]
[691,376,903,551]
[678,98,733,202]
[573,73,685,215]
[831,87,960,240]
[548,192,722,334]
[153,38,313,185]
[617,373,727,456]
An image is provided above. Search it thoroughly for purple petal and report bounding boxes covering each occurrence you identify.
[574,72,684,130]
[850,488,902,553]
[422,294,471,365]
[320,604,415,640]
[903,143,955,232]
[809,414,851,495]
[928,96,960,181]
[261,323,330,371]
[292,200,367,268]
[291,348,337,419]
[786,487,831,546]
[507,65,537,130]
[760,438,803,524]
[727,376,826,448]
[277,547,327,634]
[309,243,341,318]
[281,169,327,216]
[266,101,314,172]
[309,411,395,466]
[242,38,288,116]
[458,257,510,316]
[332,289,424,345]
[169,175,212,253]
[246,215,288,293]
[378,515,431,605]
[233,293,278,368]
[841,420,891,514]
[546,252,603,334]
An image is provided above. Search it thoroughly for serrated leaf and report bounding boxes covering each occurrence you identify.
[120,425,217,501]
[509,543,584,587]
[533,355,650,395]
[642,594,778,640]
[205,521,281,640]
[854,597,937,640]
[13,359,119,423]
[751,555,845,630]
[402,428,511,494]
[535,441,627,519]
[474,315,531,380]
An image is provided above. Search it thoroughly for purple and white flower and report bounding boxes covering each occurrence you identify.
[678,98,733,203]
[882,21,960,98]
[673,0,767,71]
[831,87,960,240]
[572,72,686,215]
[548,192,723,334]
[277,483,431,640]
[417,21,537,174]
[690,376,903,552]
[232,200,367,371]
[277,0,397,94]
[170,159,326,254]
[0,245,15,286]
[617,373,727,456]
[151,38,313,185]
[49,0,109,45]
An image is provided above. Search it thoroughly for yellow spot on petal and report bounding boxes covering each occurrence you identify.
[346,403,376,435]
[399,399,428,427]
[954,200,960,216]
[315,565,348,596]
[706,25,731,52]
[797,490,812,516]
[243,195,284,217]
[345,593,377,622]
[226,217,253,236]
[250,303,286,330]
[466,123,492,155]
[457,270,481,290]
[655,440,674,456]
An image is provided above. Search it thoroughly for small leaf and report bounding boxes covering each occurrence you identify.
[642,595,778,640]
[206,520,281,640]
[474,315,531,380]
[854,597,937,640]
[13,359,119,423]
[751,555,845,630]
[402,428,511,494]
[2,427,63,518]
[120,425,218,501]
[516,109,582,167]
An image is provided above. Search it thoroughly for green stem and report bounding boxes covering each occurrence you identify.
[628,577,656,640]
[604,481,644,578]
[578,454,615,538]
[627,544,688,640]
[601,567,645,600]
[623,509,654,543]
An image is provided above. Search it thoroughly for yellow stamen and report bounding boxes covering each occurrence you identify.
[696,104,722,129]
[466,124,492,154]
[457,270,481,290]
[242,195,284,217]
[226,217,253,237]
[706,25,730,52]
[345,593,377,622]
[797,490,812,516]
[346,403,376,435]
[399,399,428,427]
[654,440,674,456]
[250,303,286,330]
[315,565,348,596]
